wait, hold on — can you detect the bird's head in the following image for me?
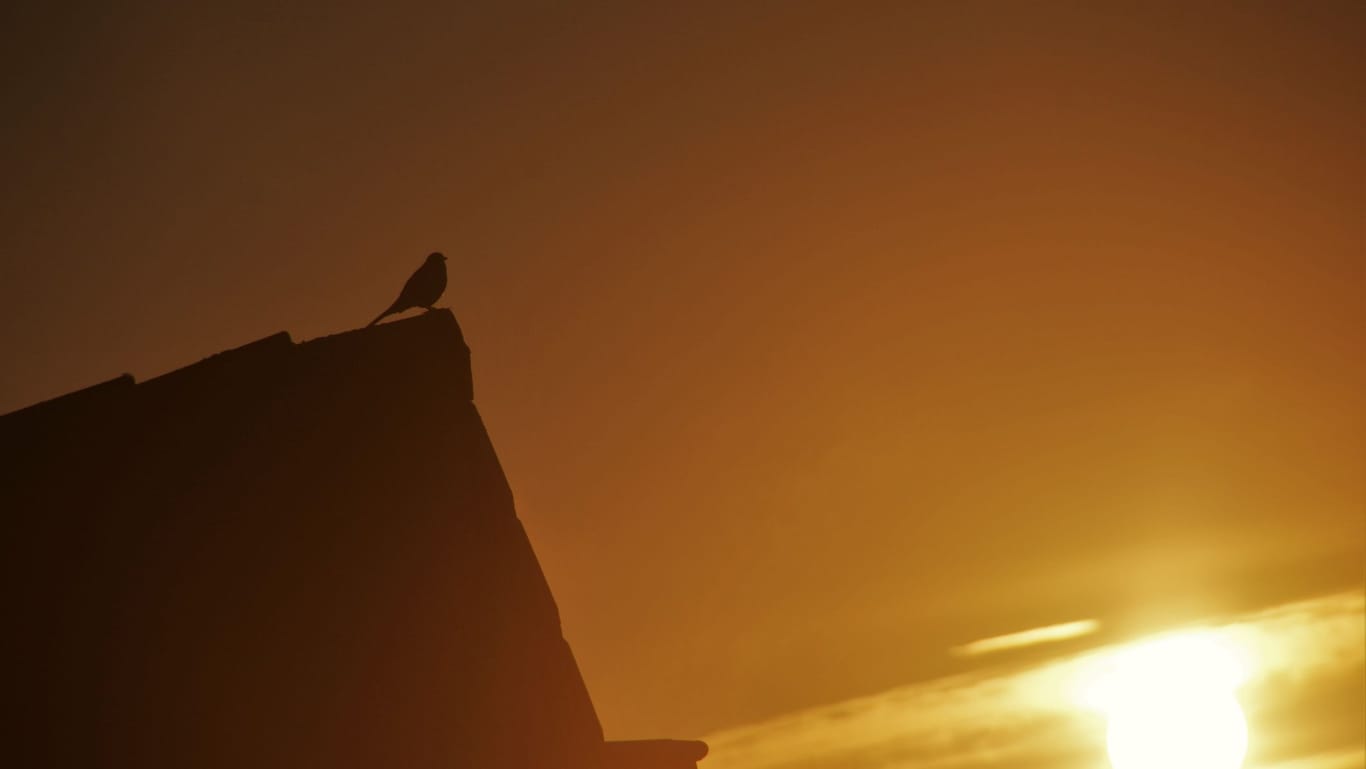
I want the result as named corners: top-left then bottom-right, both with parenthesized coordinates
top-left (428, 252), bottom-right (446, 263)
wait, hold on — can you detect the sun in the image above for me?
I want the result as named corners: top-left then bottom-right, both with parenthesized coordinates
top-left (1081, 632), bottom-right (1250, 769)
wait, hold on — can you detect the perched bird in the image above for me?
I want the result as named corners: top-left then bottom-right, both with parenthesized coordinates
top-left (367, 252), bottom-right (447, 327)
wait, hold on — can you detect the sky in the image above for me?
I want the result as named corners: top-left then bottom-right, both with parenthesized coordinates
top-left (1, 0), bottom-right (1362, 757)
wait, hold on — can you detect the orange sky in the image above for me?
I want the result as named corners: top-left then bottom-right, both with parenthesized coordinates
top-left (1, 0), bottom-right (1362, 742)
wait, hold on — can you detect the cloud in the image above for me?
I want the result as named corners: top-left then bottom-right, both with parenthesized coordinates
top-left (951, 619), bottom-right (1101, 658)
top-left (1260, 748), bottom-right (1366, 769)
top-left (703, 591), bottom-right (1364, 769)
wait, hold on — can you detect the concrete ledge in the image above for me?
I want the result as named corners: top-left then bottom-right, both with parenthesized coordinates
top-left (604, 740), bottom-right (710, 768)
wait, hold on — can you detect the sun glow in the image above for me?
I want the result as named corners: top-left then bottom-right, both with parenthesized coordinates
top-left (1080, 632), bottom-right (1251, 769)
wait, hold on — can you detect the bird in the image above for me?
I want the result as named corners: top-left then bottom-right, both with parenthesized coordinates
top-left (367, 252), bottom-right (447, 327)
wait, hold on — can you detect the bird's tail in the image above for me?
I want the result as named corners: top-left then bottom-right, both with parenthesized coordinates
top-left (366, 308), bottom-right (392, 328)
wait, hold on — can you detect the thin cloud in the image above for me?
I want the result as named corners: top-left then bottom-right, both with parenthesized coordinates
top-left (951, 619), bottom-right (1101, 658)
top-left (703, 591), bottom-right (1364, 769)
top-left (1261, 749), bottom-right (1366, 769)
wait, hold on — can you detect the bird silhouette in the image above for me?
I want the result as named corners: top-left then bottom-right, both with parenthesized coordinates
top-left (367, 252), bottom-right (447, 327)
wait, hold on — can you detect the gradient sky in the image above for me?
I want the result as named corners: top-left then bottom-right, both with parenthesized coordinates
top-left (2, 0), bottom-right (1362, 747)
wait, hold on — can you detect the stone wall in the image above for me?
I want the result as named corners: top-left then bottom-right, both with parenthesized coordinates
top-left (1, 311), bottom-right (658, 767)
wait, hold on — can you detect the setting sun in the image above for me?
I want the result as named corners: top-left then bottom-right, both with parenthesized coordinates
top-left (1083, 633), bottom-right (1250, 769)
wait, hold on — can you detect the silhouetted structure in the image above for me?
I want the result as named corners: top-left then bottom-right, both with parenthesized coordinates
top-left (0, 310), bottom-right (706, 768)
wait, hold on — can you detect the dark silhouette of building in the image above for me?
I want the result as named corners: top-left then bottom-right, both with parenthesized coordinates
top-left (0, 310), bottom-right (707, 768)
